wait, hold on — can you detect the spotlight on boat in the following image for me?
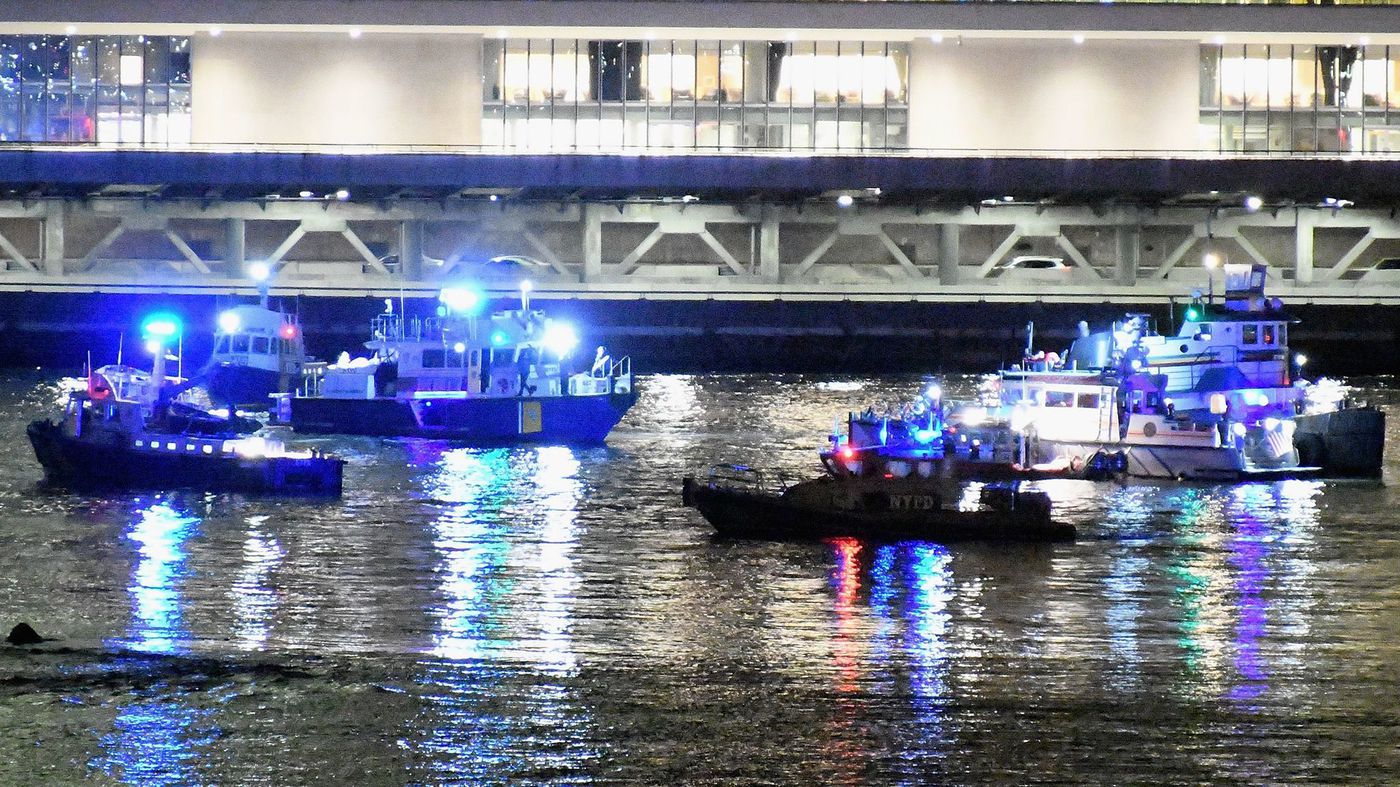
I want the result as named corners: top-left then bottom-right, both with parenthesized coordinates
top-left (1243, 195), bottom-right (1263, 213)
top-left (438, 285), bottom-right (485, 315)
top-left (836, 194), bottom-right (854, 208)
top-left (1296, 353), bottom-right (1308, 368)
top-left (453, 342), bottom-right (466, 354)
top-left (542, 320), bottom-right (579, 358)
top-left (925, 383), bottom-right (942, 401)
top-left (248, 261), bottom-right (271, 282)
top-left (217, 310), bottom-right (241, 334)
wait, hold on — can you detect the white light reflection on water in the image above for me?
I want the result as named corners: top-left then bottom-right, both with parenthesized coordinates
top-left (407, 445), bottom-right (595, 783)
top-left (95, 500), bottom-right (211, 786)
top-left (231, 515), bottom-right (284, 651)
top-left (122, 501), bottom-right (199, 655)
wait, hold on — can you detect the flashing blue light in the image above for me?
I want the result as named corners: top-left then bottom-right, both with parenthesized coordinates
top-left (141, 312), bottom-right (182, 341)
top-left (439, 285), bottom-right (485, 315)
top-left (914, 428), bottom-right (937, 444)
top-left (490, 330), bottom-right (508, 346)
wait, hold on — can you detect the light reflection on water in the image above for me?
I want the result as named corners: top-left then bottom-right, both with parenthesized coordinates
top-left (0, 373), bottom-right (1397, 783)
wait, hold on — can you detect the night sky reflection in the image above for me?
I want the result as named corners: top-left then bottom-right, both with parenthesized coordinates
top-left (96, 499), bottom-right (213, 786)
top-left (406, 444), bottom-right (597, 784)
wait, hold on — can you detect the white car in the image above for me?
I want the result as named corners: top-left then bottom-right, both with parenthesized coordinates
top-left (999, 255), bottom-right (1072, 280)
top-left (1002, 255), bottom-right (1069, 271)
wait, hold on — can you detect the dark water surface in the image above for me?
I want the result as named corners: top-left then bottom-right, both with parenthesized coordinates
top-left (2, 372), bottom-right (1399, 784)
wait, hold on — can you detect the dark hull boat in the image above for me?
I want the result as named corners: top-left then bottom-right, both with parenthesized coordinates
top-left (28, 420), bottom-right (343, 496)
top-left (682, 466), bottom-right (1075, 543)
top-left (205, 363), bottom-right (288, 410)
top-left (287, 388), bottom-right (638, 444)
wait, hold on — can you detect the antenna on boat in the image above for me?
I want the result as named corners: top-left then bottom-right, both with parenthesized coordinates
top-left (1025, 321), bottom-right (1034, 357)
top-left (116, 333), bottom-right (124, 366)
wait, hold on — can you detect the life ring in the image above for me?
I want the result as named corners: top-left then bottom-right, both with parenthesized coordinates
top-left (1069, 454), bottom-right (1085, 473)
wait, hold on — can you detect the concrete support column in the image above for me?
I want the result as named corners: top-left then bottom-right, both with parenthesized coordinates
top-left (400, 219), bottom-right (425, 281)
top-left (41, 201), bottom-right (64, 276)
top-left (1294, 211), bottom-right (1315, 285)
top-left (225, 218), bottom-right (246, 274)
top-left (759, 215), bottom-right (780, 282)
top-left (937, 223), bottom-right (960, 285)
top-left (583, 205), bottom-right (603, 282)
top-left (1115, 224), bottom-right (1141, 286)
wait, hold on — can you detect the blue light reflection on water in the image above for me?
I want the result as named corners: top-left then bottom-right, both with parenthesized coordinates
top-left (406, 444), bottom-right (597, 783)
top-left (831, 538), bottom-right (954, 775)
top-left (95, 499), bottom-right (212, 787)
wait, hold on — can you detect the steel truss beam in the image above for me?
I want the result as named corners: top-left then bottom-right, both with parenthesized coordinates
top-left (3, 198), bottom-right (1400, 303)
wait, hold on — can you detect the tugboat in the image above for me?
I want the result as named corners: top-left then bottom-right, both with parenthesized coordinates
top-left (682, 464), bottom-right (1074, 542)
top-left (28, 313), bottom-right (344, 496)
top-left (276, 282), bottom-right (637, 444)
top-left (828, 263), bottom-right (1383, 481)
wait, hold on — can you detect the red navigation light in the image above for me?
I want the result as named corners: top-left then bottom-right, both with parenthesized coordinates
top-left (840, 447), bottom-right (855, 460)
top-left (281, 324), bottom-right (298, 339)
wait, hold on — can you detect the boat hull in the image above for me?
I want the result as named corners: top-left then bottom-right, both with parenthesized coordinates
top-left (682, 478), bottom-right (1075, 543)
top-left (1294, 407), bottom-right (1385, 478)
top-left (205, 363), bottom-right (286, 408)
top-left (27, 420), bottom-right (343, 496)
top-left (286, 390), bottom-right (637, 444)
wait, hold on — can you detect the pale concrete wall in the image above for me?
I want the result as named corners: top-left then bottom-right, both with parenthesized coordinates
top-left (908, 38), bottom-right (1200, 153)
top-left (192, 33), bottom-right (482, 146)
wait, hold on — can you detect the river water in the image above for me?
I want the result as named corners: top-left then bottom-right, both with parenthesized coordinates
top-left (1, 371), bottom-right (1399, 784)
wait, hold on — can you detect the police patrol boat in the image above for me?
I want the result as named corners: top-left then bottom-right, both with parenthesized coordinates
top-left (204, 303), bottom-right (308, 408)
top-left (28, 313), bottom-right (343, 495)
top-left (275, 283), bottom-right (637, 444)
top-left (202, 264), bottom-right (309, 408)
top-left (682, 464), bottom-right (1074, 543)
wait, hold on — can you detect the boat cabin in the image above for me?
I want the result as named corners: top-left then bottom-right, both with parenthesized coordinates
top-left (210, 304), bottom-right (306, 376)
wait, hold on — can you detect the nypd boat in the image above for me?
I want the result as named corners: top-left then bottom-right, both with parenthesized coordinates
top-left (275, 284), bottom-right (637, 444)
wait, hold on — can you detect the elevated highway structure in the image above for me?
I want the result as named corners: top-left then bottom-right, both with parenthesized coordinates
top-left (2, 147), bottom-right (1399, 305)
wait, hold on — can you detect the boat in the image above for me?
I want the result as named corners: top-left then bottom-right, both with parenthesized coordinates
top-left (203, 302), bottom-right (309, 408)
top-left (827, 263), bottom-right (1383, 481)
top-left (274, 285), bottom-right (637, 444)
top-left (682, 464), bottom-right (1075, 542)
top-left (28, 321), bottom-right (343, 496)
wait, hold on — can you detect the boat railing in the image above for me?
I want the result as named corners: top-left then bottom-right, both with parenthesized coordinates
top-left (371, 314), bottom-right (444, 343)
top-left (704, 463), bottom-right (795, 495)
top-left (611, 356), bottom-right (632, 394)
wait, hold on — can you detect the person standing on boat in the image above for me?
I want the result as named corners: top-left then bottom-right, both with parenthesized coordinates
top-left (591, 346), bottom-right (611, 378)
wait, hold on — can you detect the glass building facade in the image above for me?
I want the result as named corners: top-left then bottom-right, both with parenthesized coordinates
top-left (482, 38), bottom-right (909, 151)
top-left (0, 35), bottom-right (191, 145)
top-left (1201, 44), bottom-right (1400, 154)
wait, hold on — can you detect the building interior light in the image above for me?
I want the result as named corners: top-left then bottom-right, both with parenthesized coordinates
top-left (119, 55), bottom-right (143, 86)
top-left (209, 27), bottom-right (222, 37)
top-left (299, 190), bottom-right (313, 198)
top-left (348, 28), bottom-right (362, 39)
top-left (836, 194), bottom-right (854, 208)
top-left (1072, 34), bottom-right (1085, 45)
top-left (64, 25), bottom-right (77, 35)
top-left (1243, 195), bottom-right (1263, 212)
top-left (930, 34), bottom-right (944, 44)
top-left (335, 189), bottom-right (351, 201)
